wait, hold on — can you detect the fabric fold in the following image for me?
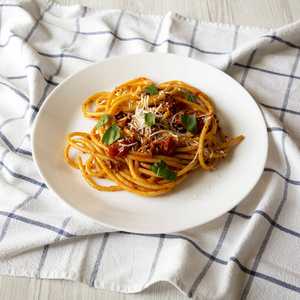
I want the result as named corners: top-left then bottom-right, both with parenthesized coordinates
top-left (0, 0), bottom-right (300, 299)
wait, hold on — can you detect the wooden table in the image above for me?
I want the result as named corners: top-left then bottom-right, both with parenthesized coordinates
top-left (1, 1), bottom-right (299, 299)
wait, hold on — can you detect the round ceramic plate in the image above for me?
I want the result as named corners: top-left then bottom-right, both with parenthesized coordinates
top-left (32, 53), bottom-right (268, 233)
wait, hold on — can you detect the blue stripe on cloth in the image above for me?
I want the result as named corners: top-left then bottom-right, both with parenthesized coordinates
top-left (241, 49), bottom-right (298, 296)
top-left (230, 257), bottom-right (300, 293)
top-left (0, 159), bottom-right (47, 187)
top-left (35, 216), bottom-right (72, 278)
top-left (0, 210), bottom-right (76, 238)
top-left (261, 103), bottom-right (300, 116)
top-left (37, 52), bottom-right (95, 63)
top-left (121, 231), bottom-right (300, 294)
top-left (0, 149), bottom-right (9, 171)
top-left (264, 168), bottom-right (300, 185)
top-left (89, 232), bottom-right (109, 287)
top-left (149, 16), bottom-right (165, 52)
top-left (121, 231), bottom-right (227, 265)
top-left (0, 80), bottom-right (39, 112)
top-left (229, 210), bottom-right (300, 238)
top-left (8, 144), bottom-right (31, 156)
top-left (55, 7), bottom-right (87, 76)
top-left (0, 132), bottom-right (20, 152)
top-left (0, 106), bottom-right (33, 156)
top-left (6, 75), bottom-right (27, 80)
top-left (29, 6), bottom-right (88, 127)
top-left (105, 10), bottom-right (125, 59)
top-left (24, 64), bottom-right (60, 85)
top-left (164, 234), bottom-right (225, 265)
top-left (0, 4), bottom-right (21, 8)
top-left (227, 25), bottom-right (240, 68)
top-left (240, 49), bottom-right (257, 86)
top-left (77, 26), bottom-right (300, 54)
top-left (0, 107), bottom-right (30, 130)
top-left (142, 234), bottom-right (165, 289)
top-left (7, 65), bottom-right (60, 86)
top-left (79, 30), bottom-right (229, 56)
top-left (0, 80), bottom-right (30, 103)
top-left (28, 104), bottom-right (39, 112)
top-left (265, 35), bottom-right (300, 50)
top-left (36, 244), bottom-right (50, 277)
top-left (280, 49), bottom-right (300, 122)
top-left (44, 78), bottom-right (59, 86)
top-left (23, 2), bottom-right (54, 43)
top-left (267, 127), bottom-right (289, 134)
top-left (0, 3), bottom-right (23, 9)
top-left (234, 63), bottom-right (300, 80)
top-left (188, 20), bottom-right (199, 57)
top-left (0, 113), bottom-right (33, 156)
top-left (188, 207), bottom-right (236, 297)
top-left (0, 34), bottom-right (18, 47)
top-left (0, 186), bottom-right (44, 244)
top-left (25, 64), bottom-right (44, 74)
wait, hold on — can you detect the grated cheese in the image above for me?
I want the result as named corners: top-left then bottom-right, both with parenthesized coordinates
top-left (149, 129), bottom-right (179, 139)
top-left (118, 142), bottom-right (138, 147)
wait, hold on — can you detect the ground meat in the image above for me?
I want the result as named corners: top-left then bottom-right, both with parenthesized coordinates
top-left (164, 94), bottom-right (176, 114)
top-left (185, 111), bottom-right (204, 133)
top-left (138, 135), bottom-right (153, 153)
top-left (172, 114), bottom-right (187, 133)
top-left (149, 136), bottom-right (175, 155)
top-left (172, 111), bottom-right (204, 134)
top-left (107, 136), bottom-right (136, 157)
top-left (115, 111), bottom-right (130, 128)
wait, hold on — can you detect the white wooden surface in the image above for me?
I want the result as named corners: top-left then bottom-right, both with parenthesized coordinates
top-left (1, 1), bottom-right (299, 299)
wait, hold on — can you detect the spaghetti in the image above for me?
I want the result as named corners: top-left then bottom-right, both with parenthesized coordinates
top-left (64, 77), bottom-right (244, 196)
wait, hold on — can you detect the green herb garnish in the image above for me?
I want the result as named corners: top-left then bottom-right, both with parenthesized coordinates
top-left (94, 114), bottom-right (109, 129)
top-left (145, 112), bottom-right (156, 127)
top-left (101, 123), bottom-right (121, 145)
top-left (144, 84), bottom-right (159, 95)
top-left (180, 88), bottom-right (196, 103)
top-left (181, 114), bottom-right (197, 134)
top-left (150, 159), bottom-right (177, 181)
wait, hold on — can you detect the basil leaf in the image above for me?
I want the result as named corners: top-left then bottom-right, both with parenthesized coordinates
top-left (150, 159), bottom-right (177, 181)
top-left (145, 112), bottom-right (155, 127)
top-left (144, 84), bottom-right (159, 95)
top-left (94, 114), bottom-right (109, 129)
top-left (101, 123), bottom-right (121, 145)
top-left (180, 88), bottom-right (196, 103)
top-left (181, 114), bottom-right (197, 134)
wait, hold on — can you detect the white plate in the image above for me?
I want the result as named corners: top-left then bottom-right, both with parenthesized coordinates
top-left (32, 53), bottom-right (268, 233)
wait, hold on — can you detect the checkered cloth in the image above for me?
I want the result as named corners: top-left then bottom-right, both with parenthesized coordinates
top-left (1, 0), bottom-right (300, 299)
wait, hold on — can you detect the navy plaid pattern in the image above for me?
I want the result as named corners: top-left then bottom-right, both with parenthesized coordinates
top-left (0, 0), bottom-right (300, 299)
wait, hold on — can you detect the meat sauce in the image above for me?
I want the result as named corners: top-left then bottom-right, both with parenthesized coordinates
top-left (107, 93), bottom-right (203, 158)
top-left (107, 135), bottom-right (176, 157)
top-left (149, 136), bottom-right (175, 156)
top-left (107, 136), bottom-right (136, 157)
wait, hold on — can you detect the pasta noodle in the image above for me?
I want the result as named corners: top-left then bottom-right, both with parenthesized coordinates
top-left (64, 77), bottom-right (244, 196)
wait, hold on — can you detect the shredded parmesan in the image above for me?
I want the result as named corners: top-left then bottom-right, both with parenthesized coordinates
top-left (128, 93), bottom-right (169, 140)
top-left (204, 147), bottom-right (214, 159)
top-left (149, 129), bottom-right (178, 138)
top-left (118, 142), bottom-right (138, 147)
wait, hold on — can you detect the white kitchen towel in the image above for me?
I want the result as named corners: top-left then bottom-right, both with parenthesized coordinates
top-left (1, 0), bottom-right (300, 299)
